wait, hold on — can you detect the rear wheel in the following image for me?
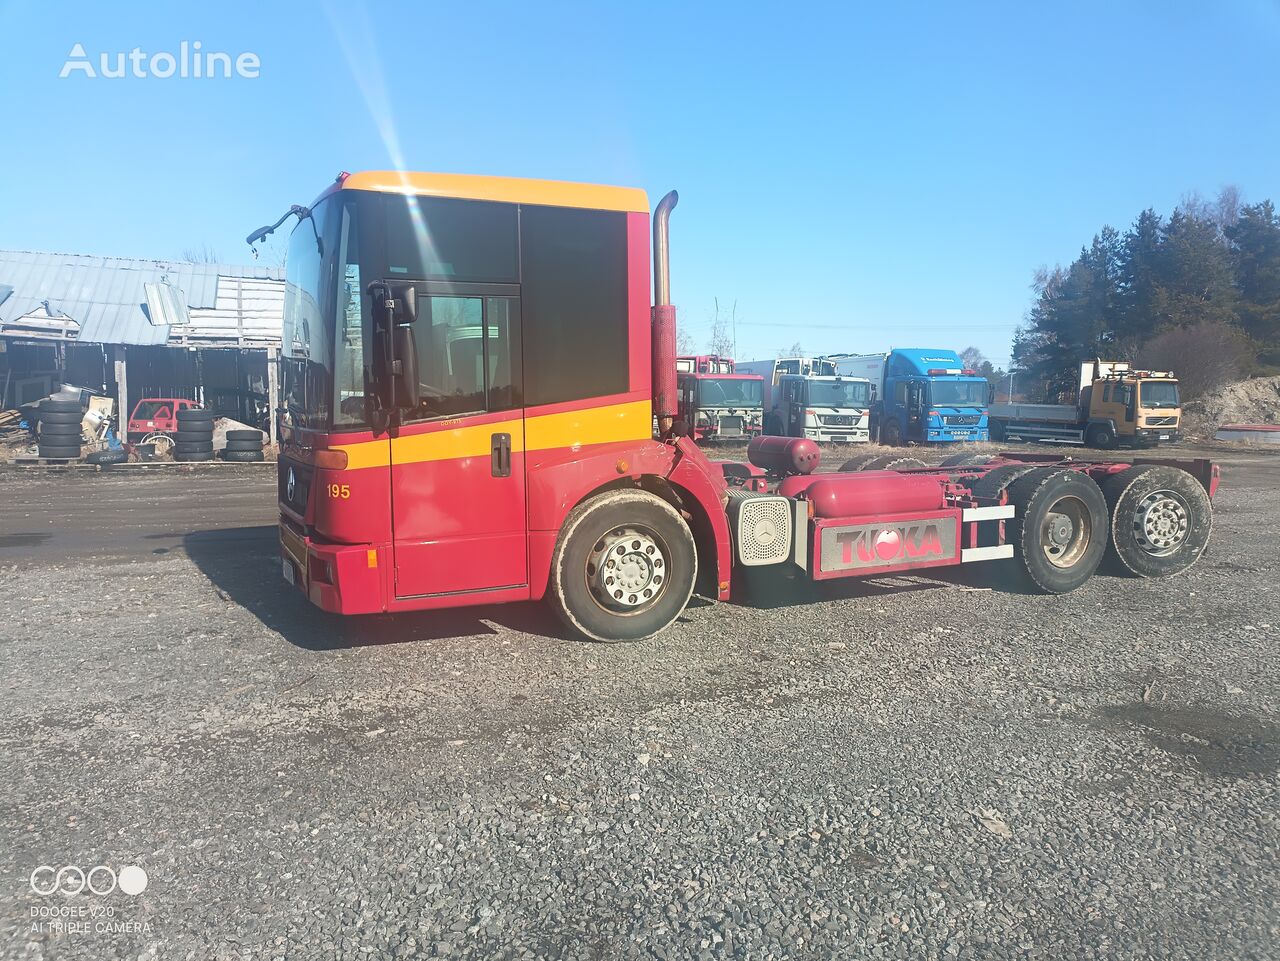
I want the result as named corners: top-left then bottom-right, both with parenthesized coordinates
top-left (1005, 467), bottom-right (1107, 593)
top-left (549, 489), bottom-right (696, 642)
top-left (1101, 466), bottom-right (1212, 577)
top-left (941, 452), bottom-right (992, 467)
top-left (861, 455), bottom-right (926, 472)
top-left (838, 453), bottom-right (884, 472)
top-left (970, 464), bottom-right (1040, 547)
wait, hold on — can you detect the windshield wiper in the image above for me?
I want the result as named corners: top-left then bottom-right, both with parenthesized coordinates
top-left (246, 205), bottom-right (323, 258)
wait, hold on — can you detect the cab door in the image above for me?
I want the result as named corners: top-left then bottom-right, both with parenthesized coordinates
top-left (390, 284), bottom-right (527, 598)
top-left (785, 379), bottom-right (806, 436)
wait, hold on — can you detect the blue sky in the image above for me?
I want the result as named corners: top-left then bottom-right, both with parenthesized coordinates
top-left (1, 1), bottom-right (1278, 366)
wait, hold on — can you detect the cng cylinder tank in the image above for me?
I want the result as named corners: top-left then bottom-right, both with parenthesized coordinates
top-left (779, 471), bottom-right (946, 517)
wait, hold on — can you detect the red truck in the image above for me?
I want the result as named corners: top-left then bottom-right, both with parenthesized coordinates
top-left (257, 171), bottom-right (1218, 641)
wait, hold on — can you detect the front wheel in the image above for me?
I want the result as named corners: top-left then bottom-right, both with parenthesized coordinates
top-left (1085, 423), bottom-right (1116, 449)
top-left (881, 419), bottom-right (903, 446)
top-left (548, 489), bottom-right (697, 642)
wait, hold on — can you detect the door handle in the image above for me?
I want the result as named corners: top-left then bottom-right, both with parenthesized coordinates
top-left (491, 432), bottom-right (512, 478)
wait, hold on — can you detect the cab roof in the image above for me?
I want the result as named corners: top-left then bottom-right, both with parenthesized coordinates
top-left (338, 171), bottom-right (649, 213)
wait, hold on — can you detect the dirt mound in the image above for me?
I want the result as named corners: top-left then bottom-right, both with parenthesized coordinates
top-left (1182, 375), bottom-right (1280, 438)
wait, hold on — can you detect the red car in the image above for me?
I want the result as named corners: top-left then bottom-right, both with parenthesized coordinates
top-left (127, 398), bottom-right (202, 441)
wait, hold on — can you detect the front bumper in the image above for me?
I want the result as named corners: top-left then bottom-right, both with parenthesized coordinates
top-left (1133, 428), bottom-right (1180, 446)
top-left (805, 428), bottom-right (870, 443)
top-left (927, 428), bottom-right (989, 442)
top-left (279, 520), bottom-right (385, 614)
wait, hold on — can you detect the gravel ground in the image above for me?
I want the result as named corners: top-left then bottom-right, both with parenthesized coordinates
top-left (1, 448), bottom-right (1277, 960)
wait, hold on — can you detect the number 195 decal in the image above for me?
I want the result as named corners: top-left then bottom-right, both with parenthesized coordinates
top-left (327, 483), bottom-right (351, 499)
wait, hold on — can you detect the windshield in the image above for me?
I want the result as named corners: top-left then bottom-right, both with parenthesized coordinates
top-left (808, 379), bottom-right (870, 407)
top-left (1140, 381), bottom-right (1180, 409)
top-left (281, 198), bottom-right (337, 431)
top-left (929, 379), bottom-right (987, 407)
top-left (281, 196), bottom-right (367, 431)
top-left (697, 377), bottom-right (762, 407)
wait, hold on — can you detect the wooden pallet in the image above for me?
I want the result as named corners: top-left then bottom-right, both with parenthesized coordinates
top-left (13, 455), bottom-right (84, 465)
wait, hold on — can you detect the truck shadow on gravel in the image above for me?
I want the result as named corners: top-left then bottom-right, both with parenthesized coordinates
top-left (183, 526), bottom-right (577, 650)
top-left (734, 559), bottom-right (1051, 609)
top-left (1095, 703), bottom-right (1279, 778)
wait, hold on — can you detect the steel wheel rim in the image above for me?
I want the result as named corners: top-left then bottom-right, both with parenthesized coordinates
top-left (1132, 489), bottom-right (1190, 556)
top-left (1040, 494), bottom-right (1092, 568)
top-left (586, 525), bottom-right (669, 614)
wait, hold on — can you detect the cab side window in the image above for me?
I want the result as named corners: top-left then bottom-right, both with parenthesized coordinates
top-left (521, 206), bottom-right (628, 407)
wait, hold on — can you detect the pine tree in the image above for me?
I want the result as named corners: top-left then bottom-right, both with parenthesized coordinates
top-left (1227, 200), bottom-right (1280, 366)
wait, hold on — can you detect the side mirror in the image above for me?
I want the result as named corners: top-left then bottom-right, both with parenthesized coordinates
top-left (368, 281), bottom-right (421, 412)
top-left (987, 384), bottom-right (996, 405)
top-left (390, 283), bottom-right (417, 325)
top-left (393, 325), bottom-right (420, 409)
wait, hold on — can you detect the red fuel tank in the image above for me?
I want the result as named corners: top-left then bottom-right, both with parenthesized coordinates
top-left (783, 471), bottom-right (947, 518)
top-left (747, 436), bottom-right (820, 475)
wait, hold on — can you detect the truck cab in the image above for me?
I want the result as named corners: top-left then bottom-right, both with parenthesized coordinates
top-left (990, 360), bottom-right (1181, 449)
top-left (676, 370), bottom-right (764, 440)
top-left (1082, 365), bottom-right (1181, 447)
top-left (773, 374), bottom-right (872, 443)
top-left (736, 359), bottom-right (871, 444)
top-left (832, 349), bottom-right (989, 445)
top-left (676, 354), bottom-right (735, 374)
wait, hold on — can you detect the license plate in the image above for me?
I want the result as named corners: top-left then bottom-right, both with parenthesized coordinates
top-left (1159, 434), bottom-right (1170, 440)
top-left (282, 558), bottom-right (295, 585)
top-left (832, 435), bottom-right (848, 442)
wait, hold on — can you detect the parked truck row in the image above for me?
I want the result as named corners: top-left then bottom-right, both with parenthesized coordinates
top-left (679, 349), bottom-right (1182, 451)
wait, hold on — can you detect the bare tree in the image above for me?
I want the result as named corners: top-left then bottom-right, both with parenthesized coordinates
top-left (780, 341), bottom-right (805, 358)
top-left (1137, 320), bottom-right (1252, 399)
top-left (676, 325), bottom-right (696, 356)
top-left (707, 297), bottom-right (736, 358)
top-left (1178, 186), bottom-right (1243, 243)
top-left (180, 244), bottom-right (223, 264)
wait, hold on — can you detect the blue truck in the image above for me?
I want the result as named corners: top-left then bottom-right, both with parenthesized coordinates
top-left (829, 349), bottom-right (990, 445)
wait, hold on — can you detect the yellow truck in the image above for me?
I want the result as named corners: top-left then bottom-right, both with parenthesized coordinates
top-left (989, 360), bottom-right (1181, 449)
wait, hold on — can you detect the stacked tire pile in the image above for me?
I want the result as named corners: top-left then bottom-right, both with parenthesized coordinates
top-left (36, 395), bottom-right (86, 460)
top-left (220, 429), bottom-right (265, 462)
top-left (174, 407), bottom-right (216, 462)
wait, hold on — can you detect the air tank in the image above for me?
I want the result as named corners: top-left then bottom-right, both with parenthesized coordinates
top-left (747, 436), bottom-right (820, 475)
